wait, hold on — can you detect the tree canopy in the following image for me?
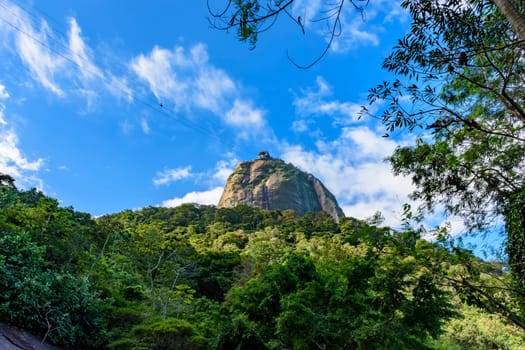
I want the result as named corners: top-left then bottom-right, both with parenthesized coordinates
top-left (2, 1), bottom-right (525, 348)
top-left (208, 0), bottom-right (525, 336)
top-left (1, 177), bottom-right (524, 348)
top-left (211, 0), bottom-right (525, 310)
top-left (361, 0), bottom-right (525, 290)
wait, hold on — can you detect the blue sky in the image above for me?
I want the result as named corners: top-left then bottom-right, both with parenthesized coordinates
top-left (0, 0), bottom-right (480, 239)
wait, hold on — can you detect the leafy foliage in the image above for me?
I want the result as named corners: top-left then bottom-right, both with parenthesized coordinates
top-left (0, 176), bottom-right (523, 348)
top-left (432, 304), bottom-right (525, 350)
top-left (0, 229), bottom-right (105, 348)
top-left (363, 0), bottom-right (525, 305)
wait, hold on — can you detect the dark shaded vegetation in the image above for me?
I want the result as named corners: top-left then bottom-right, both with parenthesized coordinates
top-left (0, 176), bottom-right (524, 349)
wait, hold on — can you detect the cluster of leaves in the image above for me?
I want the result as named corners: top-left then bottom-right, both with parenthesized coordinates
top-left (0, 175), bottom-right (106, 348)
top-left (204, 0), bottom-right (525, 346)
top-left (433, 304), bottom-right (525, 349)
top-left (1, 175), bottom-right (524, 348)
top-left (361, 0), bottom-right (525, 300)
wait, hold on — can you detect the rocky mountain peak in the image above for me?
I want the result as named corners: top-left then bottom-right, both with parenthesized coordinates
top-left (217, 152), bottom-right (345, 222)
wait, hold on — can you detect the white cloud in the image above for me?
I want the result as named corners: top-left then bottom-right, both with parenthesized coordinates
top-left (106, 75), bottom-right (134, 102)
top-left (159, 155), bottom-right (238, 207)
top-left (130, 44), bottom-right (236, 114)
top-left (0, 83), bottom-right (8, 125)
top-left (213, 155), bottom-right (238, 183)
top-left (420, 210), bottom-right (469, 239)
top-left (330, 16), bottom-right (380, 53)
top-left (0, 2), bottom-right (106, 100)
top-left (161, 186), bottom-right (223, 207)
top-left (279, 126), bottom-right (414, 228)
top-left (130, 46), bottom-right (185, 104)
top-left (383, 0), bottom-right (409, 23)
top-left (68, 18), bottom-right (102, 81)
top-left (332, 1), bottom-right (407, 52)
top-left (140, 118), bottom-right (150, 134)
top-left (153, 166), bottom-right (193, 186)
top-left (292, 76), bottom-right (363, 128)
top-left (288, 0), bottom-right (406, 53)
top-left (0, 84), bottom-right (42, 185)
top-left (339, 126), bottom-right (398, 160)
top-left (0, 127), bottom-right (44, 188)
top-left (293, 76), bottom-right (361, 121)
top-left (292, 0), bottom-right (324, 27)
top-left (130, 44), bottom-right (270, 140)
top-left (291, 119), bottom-right (311, 133)
top-left (0, 107), bottom-right (5, 126)
top-left (76, 88), bottom-right (98, 113)
top-left (0, 84), bottom-right (9, 100)
top-left (119, 120), bottom-right (133, 134)
top-left (2, 1), bottom-right (268, 140)
top-left (15, 19), bottom-right (65, 95)
top-left (193, 66), bottom-right (235, 113)
top-left (0, 131), bottom-right (42, 171)
top-left (225, 99), bottom-right (265, 129)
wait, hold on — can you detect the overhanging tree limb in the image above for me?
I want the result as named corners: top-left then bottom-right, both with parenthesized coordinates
top-left (207, 0), bottom-right (369, 66)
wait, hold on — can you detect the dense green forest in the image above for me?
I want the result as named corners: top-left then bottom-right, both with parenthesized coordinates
top-left (1, 174), bottom-right (524, 349)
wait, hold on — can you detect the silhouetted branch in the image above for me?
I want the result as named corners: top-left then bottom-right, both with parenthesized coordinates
top-left (207, 0), bottom-right (370, 67)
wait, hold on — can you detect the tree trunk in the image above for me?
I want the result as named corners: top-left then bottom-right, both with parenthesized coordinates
top-left (492, 0), bottom-right (525, 40)
top-left (504, 188), bottom-right (525, 312)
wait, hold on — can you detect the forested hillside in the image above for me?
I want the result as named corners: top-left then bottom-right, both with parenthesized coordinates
top-left (1, 174), bottom-right (523, 349)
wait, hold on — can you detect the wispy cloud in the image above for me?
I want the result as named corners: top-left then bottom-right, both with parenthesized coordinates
top-left (1, 1), bottom-right (270, 142)
top-left (288, 0), bottom-right (406, 53)
top-left (0, 129), bottom-right (44, 173)
top-left (15, 18), bottom-right (65, 95)
top-left (291, 76), bottom-right (375, 139)
top-left (129, 43), bottom-right (270, 139)
top-left (293, 76), bottom-right (362, 124)
top-left (161, 187), bottom-right (224, 207)
top-left (292, 0), bottom-right (324, 26)
top-left (0, 89), bottom-right (44, 188)
top-left (0, 109), bottom-right (44, 189)
top-left (291, 119), bottom-right (315, 134)
top-left (383, 0), bottom-right (409, 23)
top-left (329, 16), bottom-right (380, 53)
top-left (0, 1), bottom-right (106, 100)
top-left (140, 118), bottom-right (150, 135)
top-left (130, 44), bottom-right (235, 113)
top-left (225, 99), bottom-right (265, 129)
top-left (0, 83), bottom-right (8, 125)
top-left (106, 75), bottom-right (134, 102)
top-left (280, 127), bottom-right (414, 228)
top-left (67, 17), bottom-right (102, 81)
top-left (0, 84), bottom-right (9, 100)
top-left (153, 166), bottom-right (193, 186)
top-left (159, 155), bottom-right (239, 207)
top-left (286, 73), bottom-right (416, 227)
top-left (130, 46), bottom-right (187, 105)
top-left (213, 154), bottom-right (239, 183)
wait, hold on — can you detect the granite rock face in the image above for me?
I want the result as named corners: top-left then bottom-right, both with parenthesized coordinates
top-left (217, 153), bottom-right (345, 222)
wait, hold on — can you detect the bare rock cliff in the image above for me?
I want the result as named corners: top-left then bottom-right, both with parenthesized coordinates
top-left (217, 152), bottom-right (345, 222)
